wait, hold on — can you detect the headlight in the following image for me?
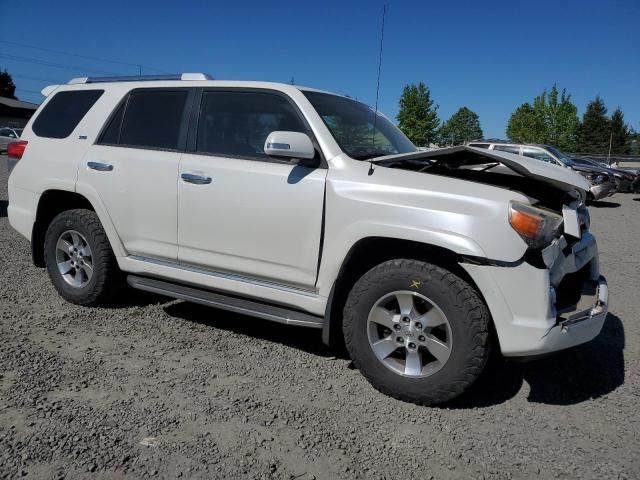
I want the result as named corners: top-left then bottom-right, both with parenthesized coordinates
top-left (508, 201), bottom-right (564, 249)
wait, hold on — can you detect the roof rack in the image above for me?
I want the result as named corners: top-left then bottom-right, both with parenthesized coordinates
top-left (68, 73), bottom-right (213, 84)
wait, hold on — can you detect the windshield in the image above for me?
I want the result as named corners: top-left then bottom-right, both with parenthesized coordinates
top-left (545, 145), bottom-right (575, 166)
top-left (302, 91), bottom-right (417, 160)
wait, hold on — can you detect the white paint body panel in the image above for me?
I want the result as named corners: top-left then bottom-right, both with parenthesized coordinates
top-left (178, 153), bottom-right (327, 287)
top-left (6, 78), bottom-right (607, 356)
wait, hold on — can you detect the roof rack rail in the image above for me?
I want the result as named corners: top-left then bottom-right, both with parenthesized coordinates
top-left (68, 73), bottom-right (213, 85)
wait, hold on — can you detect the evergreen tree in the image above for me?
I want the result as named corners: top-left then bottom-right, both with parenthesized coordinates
top-left (506, 85), bottom-right (579, 150)
top-left (506, 103), bottom-right (546, 144)
top-left (0, 69), bottom-right (17, 99)
top-left (436, 107), bottom-right (483, 146)
top-left (396, 82), bottom-right (439, 146)
top-left (578, 96), bottom-right (610, 153)
top-left (610, 108), bottom-right (629, 154)
top-left (546, 85), bottom-right (580, 151)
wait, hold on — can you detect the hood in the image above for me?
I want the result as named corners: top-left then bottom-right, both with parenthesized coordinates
top-left (570, 163), bottom-right (611, 175)
top-left (373, 146), bottom-right (591, 193)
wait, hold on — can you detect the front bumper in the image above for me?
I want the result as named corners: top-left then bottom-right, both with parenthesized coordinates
top-left (590, 180), bottom-right (616, 200)
top-left (461, 231), bottom-right (608, 357)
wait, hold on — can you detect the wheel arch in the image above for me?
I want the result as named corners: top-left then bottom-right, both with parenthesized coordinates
top-left (322, 236), bottom-right (490, 350)
top-left (31, 189), bottom-right (125, 267)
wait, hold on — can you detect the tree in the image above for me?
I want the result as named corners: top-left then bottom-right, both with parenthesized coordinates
top-left (396, 82), bottom-right (439, 146)
top-left (506, 85), bottom-right (579, 151)
top-left (545, 85), bottom-right (580, 151)
top-left (0, 69), bottom-right (17, 99)
top-left (610, 108), bottom-right (630, 154)
top-left (578, 96), bottom-right (610, 153)
top-left (506, 102), bottom-right (546, 144)
top-left (436, 107), bottom-right (483, 146)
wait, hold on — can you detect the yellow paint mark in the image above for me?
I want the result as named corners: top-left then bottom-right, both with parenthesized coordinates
top-left (410, 280), bottom-right (421, 289)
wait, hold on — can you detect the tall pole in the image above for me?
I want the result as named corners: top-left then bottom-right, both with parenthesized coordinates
top-left (607, 132), bottom-right (613, 165)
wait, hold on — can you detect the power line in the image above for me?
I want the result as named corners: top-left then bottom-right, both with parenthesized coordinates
top-left (0, 39), bottom-right (166, 73)
top-left (12, 73), bottom-right (62, 84)
top-left (0, 52), bottom-right (119, 75)
top-left (15, 88), bottom-right (43, 95)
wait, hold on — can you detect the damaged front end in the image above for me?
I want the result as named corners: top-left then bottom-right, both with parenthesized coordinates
top-left (371, 146), bottom-right (608, 357)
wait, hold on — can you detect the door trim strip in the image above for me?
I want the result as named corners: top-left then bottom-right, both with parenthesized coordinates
top-left (128, 255), bottom-right (319, 297)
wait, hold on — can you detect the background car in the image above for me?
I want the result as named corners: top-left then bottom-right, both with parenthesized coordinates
top-left (0, 127), bottom-right (23, 152)
top-left (467, 141), bottom-right (617, 201)
top-left (571, 157), bottom-right (638, 193)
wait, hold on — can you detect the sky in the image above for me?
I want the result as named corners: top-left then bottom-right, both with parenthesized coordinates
top-left (1, 0), bottom-right (638, 139)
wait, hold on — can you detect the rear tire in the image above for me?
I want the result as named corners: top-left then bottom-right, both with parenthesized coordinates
top-left (343, 259), bottom-right (491, 405)
top-left (44, 209), bottom-right (123, 306)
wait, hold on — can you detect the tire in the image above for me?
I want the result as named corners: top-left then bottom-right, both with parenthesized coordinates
top-left (44, 209), bottom-right (123, 306)
top-left (343, 259), bottom-right (491, 405)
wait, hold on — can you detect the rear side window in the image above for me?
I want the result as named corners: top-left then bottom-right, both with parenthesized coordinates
top-left (118, 90), bottom-right (188, 150)
top-left (493, 145), bottom-right (520, 155)
top-left (33, 90), bottom-right (104, 139)
top-left (468, 143), bottom-right (489, 149)
top-left (196, 91), bottom-right (306, 159)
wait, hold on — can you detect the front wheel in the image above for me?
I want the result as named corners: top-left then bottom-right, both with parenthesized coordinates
top-left (343, 259), bottom-right (491, 405)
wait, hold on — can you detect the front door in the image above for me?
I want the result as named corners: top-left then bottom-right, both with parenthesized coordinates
top-left (177, 89), bottom-right (327, 287)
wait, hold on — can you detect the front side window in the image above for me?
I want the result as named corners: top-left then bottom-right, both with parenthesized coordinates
top-left (118, 90), bottom-right (188, 150)
top-left (196, 91), bottom-right (307, 159)
top-left (33, 90), bottom-right (104, 139)
top-left (303, 91), bottom-right (416, 160)
top-left (522, 147), bottom-right (554, 163)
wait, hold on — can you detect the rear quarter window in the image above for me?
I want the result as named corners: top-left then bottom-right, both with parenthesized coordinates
top-left (32, 90), bottom-right (104, 139)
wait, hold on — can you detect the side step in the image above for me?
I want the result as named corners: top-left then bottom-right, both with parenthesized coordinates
top-left (127, 275), bottom-right (324, 329)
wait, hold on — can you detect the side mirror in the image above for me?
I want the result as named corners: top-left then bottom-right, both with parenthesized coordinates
top-left (264, 131), bottom-right (315, 161)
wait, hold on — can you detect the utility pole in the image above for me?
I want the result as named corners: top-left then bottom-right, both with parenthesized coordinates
top-left (607, 132), bottom-right (613, 165)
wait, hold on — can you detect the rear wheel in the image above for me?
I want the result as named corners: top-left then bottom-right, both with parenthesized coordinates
top-left (343, 259), bottom-right (491, 405)
top-left (44, 209), bottom-right (123, 306)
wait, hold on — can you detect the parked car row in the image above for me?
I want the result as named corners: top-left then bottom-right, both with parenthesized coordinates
top-left (466, 141), bottom-right (640, 198)
top-left (571, 157), bottom-right (639, 193)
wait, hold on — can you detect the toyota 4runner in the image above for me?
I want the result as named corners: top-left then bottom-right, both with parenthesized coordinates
top-left (7, 74), bottom-right (609, 405)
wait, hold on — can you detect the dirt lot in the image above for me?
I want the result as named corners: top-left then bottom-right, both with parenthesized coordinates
top-left (1, 156), bottom-right (639, 479)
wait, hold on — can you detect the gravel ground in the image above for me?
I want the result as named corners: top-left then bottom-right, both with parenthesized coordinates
top-left (1, 156), bottom-right (639, 479)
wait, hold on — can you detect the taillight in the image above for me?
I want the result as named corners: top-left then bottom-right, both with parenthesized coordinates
top-left (7, 140), bottom-right (28, 160)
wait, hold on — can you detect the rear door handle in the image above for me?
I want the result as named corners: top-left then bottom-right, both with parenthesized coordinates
top-left (181, 172), bottom-right (212, 185)
top-left (87, 161), bottom-right (113, 172)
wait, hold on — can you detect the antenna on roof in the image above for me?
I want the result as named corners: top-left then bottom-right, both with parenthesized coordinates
top-left (371, 4), bottom-right (387, 151)
top-left (290, 76), bottom-right (295, 85)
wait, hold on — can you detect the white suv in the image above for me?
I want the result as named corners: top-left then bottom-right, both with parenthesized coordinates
top-left (7, 74), bottom-right (609, 405)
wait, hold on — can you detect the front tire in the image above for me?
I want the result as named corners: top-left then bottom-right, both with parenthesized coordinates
top-left (343, 259), bottom-right (491, 405)
top-left (44, 209), bottom-right (122, 306)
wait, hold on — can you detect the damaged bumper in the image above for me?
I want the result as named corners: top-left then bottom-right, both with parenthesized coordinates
top-left (590, 180), bottom-right (616, 200)
top-left (461, 231), bottom-right (608, 357)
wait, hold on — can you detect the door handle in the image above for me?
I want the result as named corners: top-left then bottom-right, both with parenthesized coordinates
top-left (87, 161), bottom-right (114, 172)
top-left (181, 172), bottom-right (212, 185)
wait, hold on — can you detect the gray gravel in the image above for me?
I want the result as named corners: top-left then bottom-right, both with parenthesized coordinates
top-left (1, 156), bottom-right (639, 479)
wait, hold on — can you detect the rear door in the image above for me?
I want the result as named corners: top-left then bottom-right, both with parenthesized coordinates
top-left (177, 89), bottom-right (327, 288)
top-left (79, 88), bottom-right (191, 260)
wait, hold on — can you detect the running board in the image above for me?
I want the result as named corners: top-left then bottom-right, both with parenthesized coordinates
top-left (127, 275), bottom-right (324, 329)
